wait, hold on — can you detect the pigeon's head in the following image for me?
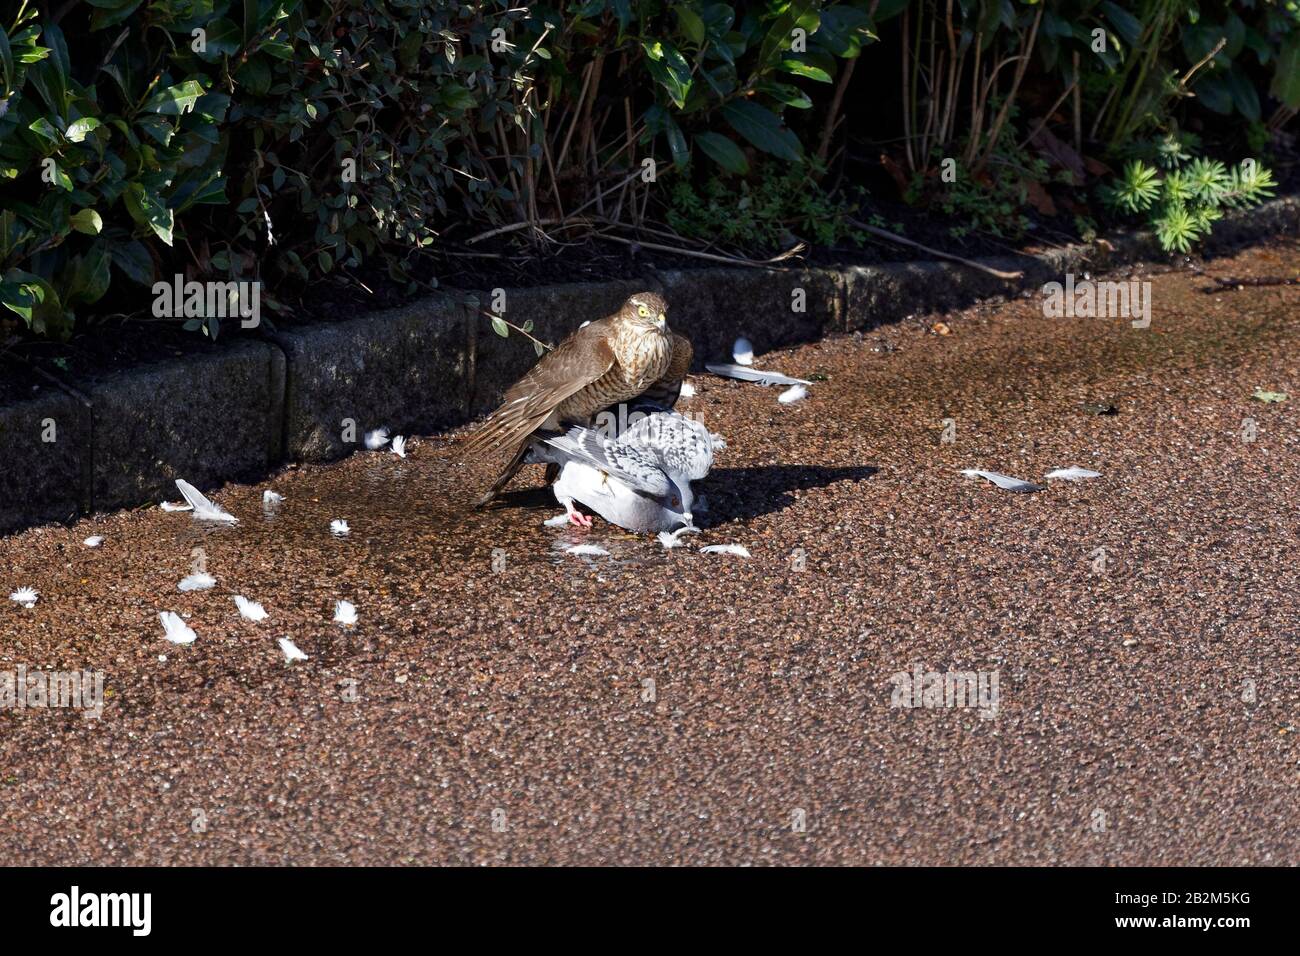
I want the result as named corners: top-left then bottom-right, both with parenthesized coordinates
top-left (665, 478), bottom-right (695, 528)
top-left (623, 292), bottom-right (669, 334)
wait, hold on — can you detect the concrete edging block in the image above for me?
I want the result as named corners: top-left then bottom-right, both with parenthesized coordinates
top-left (273, 295), bottom-right (472, 462)
top-left (89, 340), bottom-right (285, 511)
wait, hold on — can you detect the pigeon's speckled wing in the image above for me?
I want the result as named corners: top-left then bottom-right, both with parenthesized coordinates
top-left (622, 412), bottom-right (714, 480)
top-left (544, 427), bottom-right (671, 496)
top-left (464, 319), bottom-right (618, 457)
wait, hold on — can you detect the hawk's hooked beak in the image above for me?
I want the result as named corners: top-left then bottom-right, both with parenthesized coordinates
top-left (656, 313), bottom-right (667, 331)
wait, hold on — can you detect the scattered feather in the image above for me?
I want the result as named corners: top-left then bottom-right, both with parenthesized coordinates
top-left (733, 337), bottom-right (754, 365)
top-left (234, 595), bottom-right (268, 622)
top-left (565, 544), bottom-right (609, 557)
top-left (543, 513), bottom-right (571, 527)
top-left (175, 479), bottom-right (238, 523)
top-left (391, 435), bottom-right (408, 458)
top-left (706, 363), bottom-right (812, 387)
top-left (278, 637), bottom-right (309, 662)
top-left (365, 427), bottom-right (390, 449)
top-left (679, 381), bottom-right (696, 398)
top-left (1044, 467), bottom-right (1102, 481)
top-left (178, 572), bottom-right (216, 592)
top-left (263, 490), bottom-right (284, 507)
top-left (961, 469), bottom-right (1045, 493)
top-left (334, 600), bottom-right (358, 626)
top-left (159, 501), bottom-right (193, 512)
top-left (709, 433), bottom-right (727, 450)
top-left (778, 384), bottom-right (808, 404)
top-left (657, 526), bottom-right (700, 549)
top-left (8, 587), bottom-right (38, 608)
top-left (1252, 389), bottom-right (1288, 404)
top-left (158, 611), bottom-right (197, 645)
top-left (700, 544), bottom-right (751, 558)
top-left (330, 519), bottom-right (350, 537)
top-left (83, 535), bottom-right (104, 548)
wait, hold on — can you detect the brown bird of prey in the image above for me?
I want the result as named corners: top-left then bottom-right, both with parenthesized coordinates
top-left (466, 291), bottom-right (692, 508)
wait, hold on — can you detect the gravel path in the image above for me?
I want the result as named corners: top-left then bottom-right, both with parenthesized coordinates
top-left (2, 243), bottom-right (1297, 865)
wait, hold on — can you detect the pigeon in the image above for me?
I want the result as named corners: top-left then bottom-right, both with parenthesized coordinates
top-left (278, 637), bottom-right (309, 662)
top-left (532, 411), bottom-right (713, 532)
top-left (961, 469), bottom-right (1045, 493)
top-left (705, 363), bottom-right (811, 387)
top-left (464, 293), bottom-right (683, 508)
top-left (158, 611), bottom-right (197, 644)
top-left (234, 596), bottom-right (268, 622)
top-left (8, 587), bottom-right (38, 608)
top-left (334, 600), bottom-right (358, 626)
top-left (175, 479), bottom-right (238, 523)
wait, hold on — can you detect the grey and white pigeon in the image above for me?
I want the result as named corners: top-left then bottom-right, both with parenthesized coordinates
top-left (530, 411), bottom-right (714, 532)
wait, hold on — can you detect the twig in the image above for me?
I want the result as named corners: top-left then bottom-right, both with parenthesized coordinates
top-left (595, 234), bottom-right (808, 270)
top-left (849, 218), bottom-right (1023, 280)
top-left (1203, 275), bottom-right (1300, 293)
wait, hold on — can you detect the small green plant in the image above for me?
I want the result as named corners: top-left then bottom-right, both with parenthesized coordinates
top-left (665, 163), bottom-right (864, 253)
top-left (1103, 153), bottom-right (1276, 253)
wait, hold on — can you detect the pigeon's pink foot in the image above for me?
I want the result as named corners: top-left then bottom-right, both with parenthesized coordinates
top-left (569, 511), bottom-right (593, 528)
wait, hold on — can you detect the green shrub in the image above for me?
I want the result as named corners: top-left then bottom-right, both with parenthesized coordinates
top-left (1103, 149), bottom-right (1276, 252)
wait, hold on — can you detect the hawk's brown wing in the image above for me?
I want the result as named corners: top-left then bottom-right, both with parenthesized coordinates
top-left (631, 331), bottom-right (693, 409)
top-left (464, 318), bottom-right (618, 457)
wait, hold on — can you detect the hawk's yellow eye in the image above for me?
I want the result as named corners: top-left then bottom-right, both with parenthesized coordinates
top-left (637, 305), bottom-right (650, 317)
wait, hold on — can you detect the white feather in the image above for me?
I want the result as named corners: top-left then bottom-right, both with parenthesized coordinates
top-left (278, 637), bottom-right (309, 662)
top-left (159, 611), bottom-right (197, 644)
top-left (175, 479), bottom-right (238, 523)
top-left (1044, 466), bottom-right (1102, 481)
top-left (330, 519), bottom-right (350, 536)
top-left (657, 526), bottom-right (700, 549)
top-left (961, 469), bottom-right (1045, 493)
top-left (159, 501), bottom-right (193, 512)
top-left (778, 384), bottom-right (808, 404)
top-left (83, 536), bottom-right (104, 548)
top-left (732, 337), bottom-right (754, 365)
top-left (334, 600), bottom-right (358, 626)
top-left (679, 381), bottom-right (696, 398)
top-left (700, 544), bottom-right (750, 558)
top-left (178, 572), bottom-right (216, 592)
top-left (544, 513), bottom-right (571, 527)
top-left (263, 490), bottom-right (284, 507)
top-left (234, 595), bottom-right (268, 622)
top-left (8, 586), bottom-right (38, 607)
top-left (565, 544), bottom-right (609, 557)
top-left (365, 427), bottom-right (390, 450)
top-left (391, 435), bottom-right (408, 458)
top-left (705, 363), bottom-right (811, 387)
